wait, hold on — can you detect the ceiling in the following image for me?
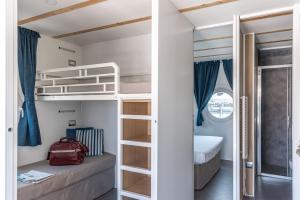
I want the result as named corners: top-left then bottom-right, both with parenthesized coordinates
top-left (194, 25), bottom-right (233, 62)
top-left (18, 0), bottom-right (152, 45)
top-left (18, 0), bottom-right (299, 46)
top-left (171, 0), bottom-right (299, 27)
top-left (193, 13), bottom-right (293, 62)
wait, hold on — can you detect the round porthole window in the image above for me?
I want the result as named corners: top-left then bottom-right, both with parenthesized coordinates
top-left (207, 91), bottom-right (233, 120)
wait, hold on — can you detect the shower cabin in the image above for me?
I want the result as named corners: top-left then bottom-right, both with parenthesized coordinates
top-left (257, 49), bottom-right (292, 179)
top-left (240, 12), bottom-right (293, 198)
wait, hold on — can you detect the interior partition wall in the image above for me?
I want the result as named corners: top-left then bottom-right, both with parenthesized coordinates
top-left (152, 0), bottom-right (194, 199)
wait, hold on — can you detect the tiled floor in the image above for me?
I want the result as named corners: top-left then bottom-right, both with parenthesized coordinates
top-left (243, 176), bottom-right (292, 200)
top-left (97, 161), bottom-right (233, 200)
top-left (194, 160), bottom-right (233, 200)
top-left (96, 163), bottom-right (292, 200)
top-left (261, 164), bottom-right (287, 177)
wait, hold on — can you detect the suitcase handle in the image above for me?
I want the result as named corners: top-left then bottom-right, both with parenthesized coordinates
top-left (59, 137), bottom-right (77, 143)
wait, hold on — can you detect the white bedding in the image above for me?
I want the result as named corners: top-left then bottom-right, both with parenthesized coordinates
top-left (120, 81), bottom-right (151, 94)
top-left (194, 136), bottom-right (223, 164)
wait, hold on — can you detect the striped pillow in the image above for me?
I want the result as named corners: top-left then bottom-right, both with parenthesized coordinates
top-left (76, 129), bottom-right (104, 157)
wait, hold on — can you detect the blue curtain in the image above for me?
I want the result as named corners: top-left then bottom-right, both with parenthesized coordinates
top-left (18, 27), bottom-right (41, 146)
top-left (194, 61), bottom-right (220, 126)
top-left (222, 59), bottom-right (233, 89)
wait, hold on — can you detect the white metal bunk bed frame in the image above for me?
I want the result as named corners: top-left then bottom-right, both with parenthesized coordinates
top-left (34, 61), bottom-right (153, 200)
top-left (35, 62), bottom-right (120, 101)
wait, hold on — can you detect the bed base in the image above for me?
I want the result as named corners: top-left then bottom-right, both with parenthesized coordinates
top-left (194, 152), bottom-right (221, 190)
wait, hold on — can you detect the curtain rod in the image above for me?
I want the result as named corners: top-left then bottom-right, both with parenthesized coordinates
top-left (194, 53), bottom-right (232, 59)
top-left (194, 56), bottom-right (233, 62)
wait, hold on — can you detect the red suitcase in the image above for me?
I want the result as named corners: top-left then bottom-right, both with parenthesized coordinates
top-left (48, 137), bottom-right (88, 166)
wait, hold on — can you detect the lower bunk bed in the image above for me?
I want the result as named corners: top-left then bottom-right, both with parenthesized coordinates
top-left (194, 135), bottom-right (223, 190)
top-left (18, 153), bottom-right (116, 200)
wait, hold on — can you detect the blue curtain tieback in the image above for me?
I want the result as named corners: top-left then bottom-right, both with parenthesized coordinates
top-left (24, 98), bottom-right (35, 102)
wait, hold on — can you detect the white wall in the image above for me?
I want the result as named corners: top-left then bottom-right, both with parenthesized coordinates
top-left (18, 35), bottom-right (83, 166)
top-left (194, 62), bottom-right (233, 161)
top-left (18, 102), bottom-right (82, 166)
top-left (80, 101), bottom-right (118, 156)
top-left (82, 34), bottom-right (151, 76)
top-left (79, 101), bottom-right (118, 186)
top-left (80, 34), bottom-right (152, 157)
top-left (153, 0), bottom-right (194, 199)
top-left (18, 33), bottom-right (152, 166)
top-left (293, 4), bottom-right (300, 200)
top-left (37, 35), bottom-right (83, 70)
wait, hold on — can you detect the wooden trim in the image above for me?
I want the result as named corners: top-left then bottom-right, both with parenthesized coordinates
top-left (241, 10), bottom-right (292, 23)
top-left (18, 0), bottom-right (106, 25)
top-left (178, 0), bottom-right (238, 13)
top-left (194, 35), bottom-right (232, 43)
top-left (53, 0), bottom-right (238, 39)
top-left (256, 39), bottom-right (292, 45)
top-left (256, 28), bottom-right (292, 36)
top-left (244, 34), bottom-right (255, 196)
top-left (54, 16), bottom-right (151, 39)
top-left (194, 45), bottom-right (232, 52)
top-left (194, 53), bottom-right (232, 59)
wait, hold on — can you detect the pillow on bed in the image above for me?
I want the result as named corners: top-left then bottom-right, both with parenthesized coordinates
top-left (76, 129), bottom-right (104, 157)
top-left (66, 127), bottom-right (94, 139)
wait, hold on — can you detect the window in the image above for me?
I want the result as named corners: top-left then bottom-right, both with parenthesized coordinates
top-left (207, 91), bottom-right (233, 119)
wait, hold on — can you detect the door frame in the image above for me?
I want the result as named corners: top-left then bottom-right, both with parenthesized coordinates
top-left (4, 0), bottom-right (18, 199)
top-left (233, 14), bottom-right (241, 200)
top-left (257, 65), bottom-right (292, 180)
top-left (292, 4), bottom-right (300, 200)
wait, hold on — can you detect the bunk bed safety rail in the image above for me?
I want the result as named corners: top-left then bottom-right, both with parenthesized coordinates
top-left (35, 62), bottom-right (120, 96)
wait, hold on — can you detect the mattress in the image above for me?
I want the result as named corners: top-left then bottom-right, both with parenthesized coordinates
top-left (194, 136), bottom-right (223, 164)
top-left (18, 153), bottom-right (116, 200)
top-left (120, 81), bottom-right (151, 94)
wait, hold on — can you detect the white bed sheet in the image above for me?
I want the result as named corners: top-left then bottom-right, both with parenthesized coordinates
top-left (194, 136), bottom-right (223, 164)
top-left (120, 81), bottom-right (151, 94)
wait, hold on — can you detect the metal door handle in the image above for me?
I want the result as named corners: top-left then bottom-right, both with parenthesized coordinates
top-left (297, 143), bottom-right (300, 156)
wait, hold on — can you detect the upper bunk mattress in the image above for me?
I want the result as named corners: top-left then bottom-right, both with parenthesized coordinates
top-left (194, 136), bottom-right (223, 164)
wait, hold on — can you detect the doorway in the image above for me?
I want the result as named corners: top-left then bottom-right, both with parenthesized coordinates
top-left (257, 65), bottom-right (292, 179)
top-left (193, 24), bottom-right (234, 200)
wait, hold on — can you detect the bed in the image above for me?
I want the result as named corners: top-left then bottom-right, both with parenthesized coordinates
top-left (194, 135), bottom-right (223, 190)
top-left (35, 63), bottom-right (151, 98)
top-left (18, 153), bottom-right (116, 200)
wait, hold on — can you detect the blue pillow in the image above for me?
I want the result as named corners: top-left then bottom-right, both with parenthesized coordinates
top-left (66, 127), bottom-right (94, 139)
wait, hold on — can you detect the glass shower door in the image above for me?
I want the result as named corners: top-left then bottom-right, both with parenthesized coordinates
top-left (258, 66), bottom-right (292, 178)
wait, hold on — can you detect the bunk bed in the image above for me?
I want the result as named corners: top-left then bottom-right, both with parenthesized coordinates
top-left (32, 62), bottom-right (153, 200)
top-left (35, 62), bottom-right (151, 101)
top-left (35, 62), bottom-right (120, 101)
